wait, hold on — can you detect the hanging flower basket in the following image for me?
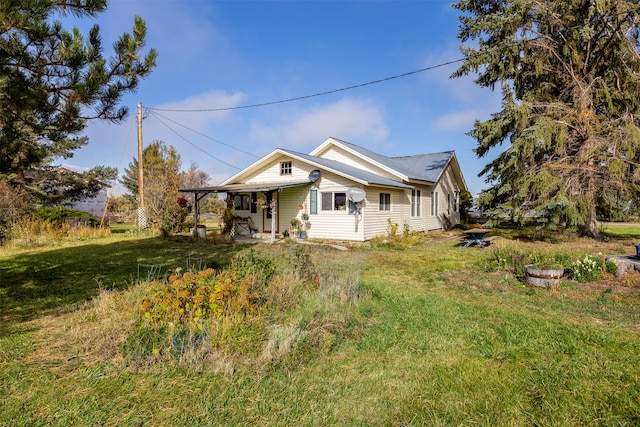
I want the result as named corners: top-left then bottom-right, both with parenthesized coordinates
top-left (177, 197), bottom-right (189, 208)
top-left (255, 198), bottom-right (268, 209)
top-left (255, 197), bottom-right (274, 210)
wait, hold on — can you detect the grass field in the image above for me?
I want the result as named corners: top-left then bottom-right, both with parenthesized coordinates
top-left (1, 225), bottom-right (639, 426)
top-left (601, 222), bottom-right (640, 239)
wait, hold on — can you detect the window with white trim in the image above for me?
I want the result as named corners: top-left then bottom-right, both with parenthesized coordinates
top-left (411, 189), bottom-right (421, 217)
top-left (379, 193), bottom-right (391, 211)
top-left (280, 161), bottom-right (292, 175)
top-left (321, 192), bottom-right (347, 211)
top-left (310, 189), bottom-right (318, 214)
top-left (431, 191), bottom-right (439, 216)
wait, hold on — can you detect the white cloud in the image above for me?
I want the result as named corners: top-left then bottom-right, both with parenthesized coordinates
top-left (249, 97), bottom-right (388, 151)
top-left (149, 89), bottom-right (248, 129)
top-left (434, 109), bottom-right (484, 131)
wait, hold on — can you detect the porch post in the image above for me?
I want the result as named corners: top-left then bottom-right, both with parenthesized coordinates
top-left (270, 199), bottom-right (277, 243)
top-left (193, 192), bottom-right (199, 236)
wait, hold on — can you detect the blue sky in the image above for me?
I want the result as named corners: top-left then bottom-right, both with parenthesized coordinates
top-left (63, 0), bottom-right (502, 195)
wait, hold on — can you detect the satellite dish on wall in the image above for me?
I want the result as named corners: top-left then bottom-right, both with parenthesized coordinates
top-left (346, 187), bottom-right (366, 203)
top-left (308, 169), bottom-right (321, 182)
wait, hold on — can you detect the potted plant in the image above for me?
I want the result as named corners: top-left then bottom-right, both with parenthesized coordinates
top-left (302, 212), bottom-right (309, 221)
top-left (524, 253), bottom-right (565, 289)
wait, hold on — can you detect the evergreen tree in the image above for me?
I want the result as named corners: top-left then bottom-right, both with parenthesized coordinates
top-left (453, 0), bottom-right (640, 237)
top-left (121, 141), bottom-right (204, 233)
top-left (0, 0), bottom-right (157, 203)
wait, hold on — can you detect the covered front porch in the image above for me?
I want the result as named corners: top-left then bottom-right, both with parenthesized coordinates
top-left (179, 180), bottom-right (312, 242)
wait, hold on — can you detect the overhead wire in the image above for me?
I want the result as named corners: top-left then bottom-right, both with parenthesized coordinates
top-left (148, 110), bottom-right (242, 170)
top-left (144, 4), bottom-right (640, 115)
top-left (145, 59), bottom-right (465, 113)
top-left (148, 110), bottom-right (260, 158)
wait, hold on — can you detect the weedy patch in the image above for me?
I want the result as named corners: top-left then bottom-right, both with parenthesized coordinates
top-left (113, 243), bottom-right (367, 371)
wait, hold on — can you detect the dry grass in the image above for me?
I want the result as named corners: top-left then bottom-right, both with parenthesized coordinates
top-left (7, 217), bottom-right (111, 247)
top-left (27, 287), bottom-right (136, 371)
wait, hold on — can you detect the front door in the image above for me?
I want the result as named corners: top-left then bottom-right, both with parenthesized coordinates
top-left (262, 191), bottom-right (279, 233)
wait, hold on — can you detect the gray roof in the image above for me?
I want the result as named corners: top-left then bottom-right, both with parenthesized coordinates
top-left (280, 149), bottom-right (414, 189)
top-left (327, 138), bottom-right (454, 183)
top-left (391, 152), bottom-right (454, 182)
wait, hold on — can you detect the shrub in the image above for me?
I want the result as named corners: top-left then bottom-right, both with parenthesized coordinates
top-left (124, 245), bottom-right (365, 368)
top-left (487, 248), bottom-right (528, 278)
top-left (139, 268), bottom-right (260, 330)
top-left (230, 248), bottom-right (277, 295)
top-left (287, 245), bottom-right (318, 285)
top-left (568, 254), bottom-right (618, 282)
top-left (37, 206), bottom-right (100, 227)
top-left (0, 179), bottom-right (33, 242)
top-left (569, 254), bottom-right (602, 283)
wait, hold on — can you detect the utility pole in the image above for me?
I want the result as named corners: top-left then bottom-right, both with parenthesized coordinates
top-left (137, 102), bottom-right (147, 228)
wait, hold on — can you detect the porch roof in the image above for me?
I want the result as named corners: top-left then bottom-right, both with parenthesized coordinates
top-left (179, 180), bottom-right (312, 195)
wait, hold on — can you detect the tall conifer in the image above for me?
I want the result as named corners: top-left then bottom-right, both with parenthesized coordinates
top-left (453, 0), bottom-right (640, 237)
top-left (0, 0), bottom-right (157, 204)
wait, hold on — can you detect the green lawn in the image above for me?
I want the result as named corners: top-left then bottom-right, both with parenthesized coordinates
top-left (601, 221), bottom-right (640, 239)
top-left (0, 232), bottom-right (241, 333)
top-left (1, 230), bottom-right (639, 426)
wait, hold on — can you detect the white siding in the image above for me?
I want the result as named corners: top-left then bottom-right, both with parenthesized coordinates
top-left (305, 170), bottom-right (364, 241)
top-left (233, 159), bottom-right (367, 241)
top-left (361, 187), bottom-right (412, 240)
top-left (405, 186), bottom-right (430, 233)
top-left (277, 187), bottom-right (307, 233)
top-left (246, 155), bottom-right (313, 184)
top-left (433, 167), bottom-right (462, 228)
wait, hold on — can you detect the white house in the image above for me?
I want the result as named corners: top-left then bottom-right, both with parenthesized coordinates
top-left (181, 137), bottom-right (468, 242)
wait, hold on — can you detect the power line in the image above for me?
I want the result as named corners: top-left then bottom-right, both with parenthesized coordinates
top-left (148, 111), bottom-right (242, 170)
top-left (146, 59), bottom-right (465, 113)
top-left (148, 110), bottom-right (260, 158)
top-left (145, 5), bottom-right (640, 115)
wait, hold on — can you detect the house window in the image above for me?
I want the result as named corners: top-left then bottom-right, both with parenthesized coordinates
top-left (321, 192), bottom-right (347, 211)
top-left (447, 193), bottom-right (451, 214)
top-left (454, 191), bottom-right (459, 212)
top-left (411, 189), bottom-right (421, 217)
top-left (310, 189), bottom-right (318, 214)
top-left (233, 194), bottom-right (250, 211)
top-left (431, 191), bottom-right (439, 216)
top-left (379, 193), bottom-right (391, 211)
top-left (280, 161), bottom-right (292, 175)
